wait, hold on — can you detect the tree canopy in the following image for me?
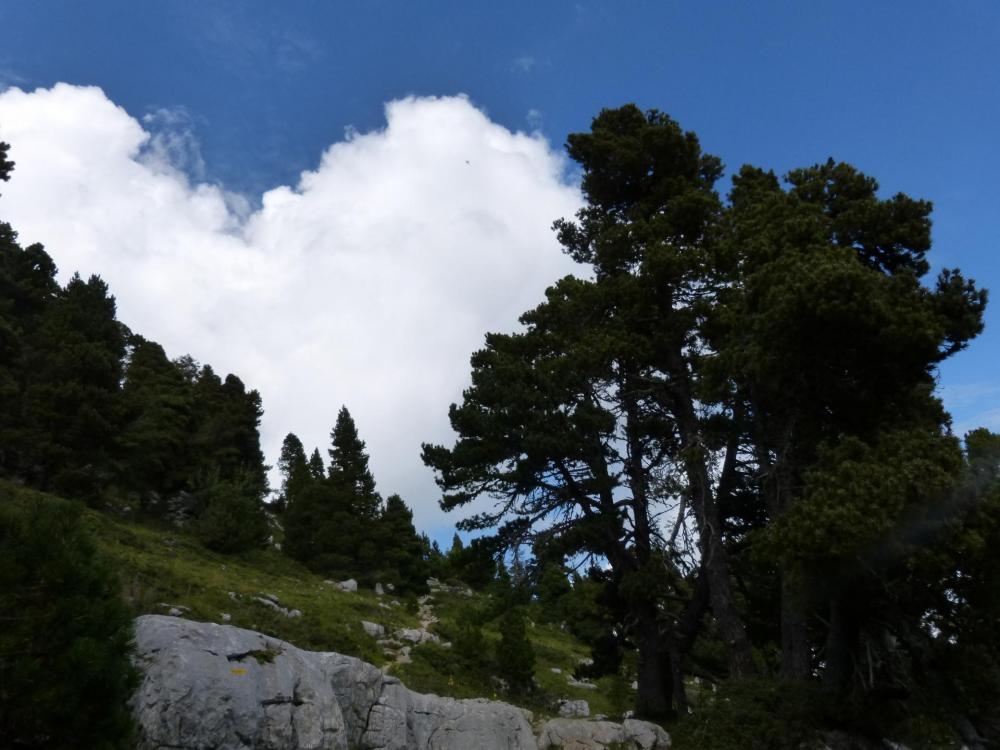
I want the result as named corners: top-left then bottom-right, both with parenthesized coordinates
top-left (424, 104), bottom-right (992, 737)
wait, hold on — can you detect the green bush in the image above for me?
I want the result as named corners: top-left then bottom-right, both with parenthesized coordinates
top-left (496, 606), bottom-right (536, 695)
top-left (0, 490), bottom-right (137, 748)
top-left (195, 477), bottom-right (269, 554)
top-left (671, 677), bottom-right (824, 750)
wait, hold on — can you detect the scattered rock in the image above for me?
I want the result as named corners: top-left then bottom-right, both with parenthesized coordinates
top-left (551, 667), bottom-right (563, 674)
top-left (220, 613), bottom-right (231, 623)
top-left (253, 596), bottom-right (301, 619)
top-left (558, 699), bottom-right (590, 718)
top-left (361, 620), bottom-right (385, 638)
top-left (567, 677), bottom-right (598, 691)
top-left (375, 582), bottom-right (385, 596)
top-left (336, 578), bottom-right (357, 593)
top-left (394, 627), bottom-right (440, 645)
top-left (536, 717), bottom-right (671, 749)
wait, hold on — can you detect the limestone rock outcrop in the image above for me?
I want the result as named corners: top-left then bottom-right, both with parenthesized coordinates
top-left (132, 615), bottom-right (537, 750)
top-left (132, 615), bottom-right (670, 750)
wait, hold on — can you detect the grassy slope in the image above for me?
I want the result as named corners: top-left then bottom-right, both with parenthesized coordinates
top-left (4, 481), bottom-right (633, 721)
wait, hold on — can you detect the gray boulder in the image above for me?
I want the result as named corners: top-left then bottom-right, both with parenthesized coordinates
top-left (361, 620), bottom-right (385, 638)
top-left (558, 699), bottom-right (590, 718)
top-left (132, 615), bottom-right (538, 750)
top-left (132, 615), bottom-right (347, 749)
top-left (536, 717), bottom-right (670, 750)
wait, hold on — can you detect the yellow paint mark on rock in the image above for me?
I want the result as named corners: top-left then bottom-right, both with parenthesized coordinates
top-left (230, 667), bottom-right (247, 676)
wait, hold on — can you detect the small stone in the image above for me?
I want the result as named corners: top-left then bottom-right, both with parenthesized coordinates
top-left (337, 578), bottom-right (358, 593)
top-left (168, 607), bottom-right (183, 617)
top-left (566, 677), bottom-right (598, 691)
top-left (375, 582), bottom-right (385, 596)
top-left (550, 667), bottom-right (562, 674)
top-left (220, 613), bottom-right (231, 623)
top-left (557, 699), bottom-right (590, 718)
top-left (286, 609), bottom-right (301, 618)
top-left (361, 620), bottom-right (386, 638)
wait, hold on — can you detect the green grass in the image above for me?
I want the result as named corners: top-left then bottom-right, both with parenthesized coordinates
top-left (2, 480), bottom-right (637, 722)
top-left (393, 585), bottom-right (636, 719)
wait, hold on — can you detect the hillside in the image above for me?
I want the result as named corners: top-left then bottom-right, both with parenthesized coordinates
top-left (3, 481), bottom-right (635, 723)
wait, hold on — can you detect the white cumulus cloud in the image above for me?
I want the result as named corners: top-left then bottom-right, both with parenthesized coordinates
top-left (0, 83), bottom-right (583, 534)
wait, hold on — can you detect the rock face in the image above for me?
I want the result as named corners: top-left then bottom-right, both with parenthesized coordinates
top-left (536, 718), bottom-right (671, 749)
top-left (133, 615), bottom-right (537, 750)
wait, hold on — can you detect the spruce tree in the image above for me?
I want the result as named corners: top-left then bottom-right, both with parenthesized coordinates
top-left (276, 432), bottom-right (309, 511)
top-left (20, 273), bottom-right (127, 501)
top-left (118, 336), bottom-right (193, 499)
top-left (328, 406), bottom-right (380, 518)
top-left (378, 494), bottom-right (429, 593)
top-left (307, 447), bottom-right (325, 480)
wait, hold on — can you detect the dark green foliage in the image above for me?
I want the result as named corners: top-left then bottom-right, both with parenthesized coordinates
top-left (495, 606), bottom-right (535, 695)
top-left (672, 678), bottom-right (824, 750)
top-left (307, 447), bottom-right (325, 479)
top-left (195, 475), bottom-right (270, 554)
top-left (0, 489), bottom-right (137, 748)
top-left (284, 410), bottom-right (429, 591)
top-left (378, 494), bottom-right (429, 594)
top-left (118, 336), bottom-right (193, 497)
top-left (328, 406), bottom-right (380, 518)
top-left (189, 367), bottom-right (268, 498)
top-left (453, 606), bottom-right (490, 671)
top-left (275, 432), bottom-right (309, 511)
top-left (0, 141), bottom-right (13, 183)
top-left (19, 273), bottom-right (127, 501)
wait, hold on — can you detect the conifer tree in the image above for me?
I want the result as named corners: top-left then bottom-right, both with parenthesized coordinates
top-left (378, 494), bottom-right (429, 593)
top-left (307, 447), bottom-right (325, 480)
top-left (20, 273), bottom-right (127, 501)
top-left (328, 406), bottom-right (381, 518)
top-left (0, 490), bottom-right (137, 747)
top-left (276, 432), bottom-right (309, 511)
top-left (118, 336), bottom-right (193, 498)
top-left (495, 606), bottom-right (535, 695)
top-left (195, 474), bottom-right (270, 554)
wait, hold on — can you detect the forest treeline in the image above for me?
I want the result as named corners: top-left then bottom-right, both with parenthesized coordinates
top-left (0, 186), bottom-right (431, 579)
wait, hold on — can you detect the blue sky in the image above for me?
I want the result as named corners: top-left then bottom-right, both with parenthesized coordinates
top-left (2, 1), bottom-right (998, 536)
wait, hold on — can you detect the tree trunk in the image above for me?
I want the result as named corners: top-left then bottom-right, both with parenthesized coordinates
top-left (822, 594), bottom-right (855, 691)
top-left (635, 601), bottom-right (673, 719)
top-left (666, 360), bottom-right (755, 678)
top-left (779, 571), bottom-right (811, 680)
